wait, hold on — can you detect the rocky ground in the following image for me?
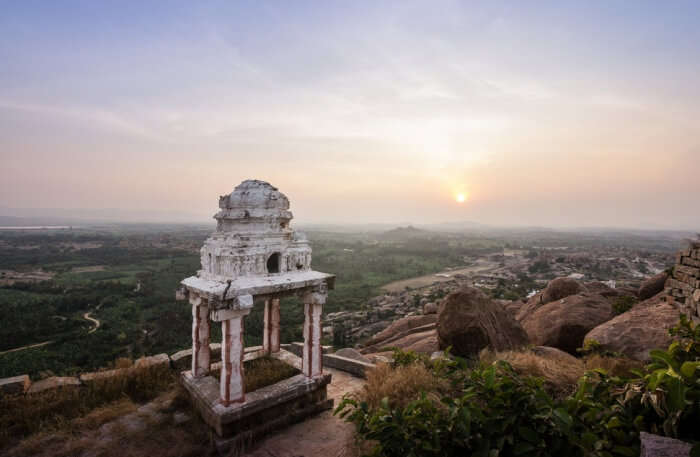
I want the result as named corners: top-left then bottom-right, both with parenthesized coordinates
top-left (4, 367), bottom-right (366, 457)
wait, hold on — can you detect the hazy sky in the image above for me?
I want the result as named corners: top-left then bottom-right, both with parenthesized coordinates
top-left (1, 1), bottom-right (699, 228)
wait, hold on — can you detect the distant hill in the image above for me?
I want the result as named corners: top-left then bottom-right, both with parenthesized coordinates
top-left (377, 225), bottom-right (434, 241)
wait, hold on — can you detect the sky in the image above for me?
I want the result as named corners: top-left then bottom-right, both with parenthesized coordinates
top-left (1, 1), bottom-right (699, 229)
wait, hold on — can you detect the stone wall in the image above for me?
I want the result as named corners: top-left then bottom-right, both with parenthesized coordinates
top-left (0, 344), bottom-right (370, 397)
top-left (666, 239), bottom-right (700, 319)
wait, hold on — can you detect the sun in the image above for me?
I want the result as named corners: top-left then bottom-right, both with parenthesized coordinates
top-left (456, 193), bottom-right (466, 203)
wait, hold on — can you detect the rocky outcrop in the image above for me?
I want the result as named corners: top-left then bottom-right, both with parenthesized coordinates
top-left (437, 287), bottom-right (528, 357)
top-left (362, 314), bottom-right (437, 348)
top-left (520, 293), bottom-right (614, 354)
top-left (638, 272), bottom-right (669, 300)
top-left (517, 277), bottom-right (587, 321)
top-left (584, 293), bottom-right (678, 361)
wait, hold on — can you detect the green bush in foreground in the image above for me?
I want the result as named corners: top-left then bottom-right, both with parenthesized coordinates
top-left (336, 316), bottom-right (700, 457)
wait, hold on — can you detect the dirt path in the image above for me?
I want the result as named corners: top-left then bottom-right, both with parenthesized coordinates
top-left (381, 259), bottom-right (499, 292)
top-left (0, 340), bottom-right (53, 355)
top-left (83, 312), bottom-right (100, 333)
top-left (243, 367), bottom-right (366, 457)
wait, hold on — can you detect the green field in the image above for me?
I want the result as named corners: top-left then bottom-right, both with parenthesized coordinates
top-left (0, 226), bottom-right (480, 378)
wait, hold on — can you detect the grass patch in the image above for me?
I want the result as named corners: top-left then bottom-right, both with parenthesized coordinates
top-left (211, 356), bottom-right (300, 393)
top-left (0, 360), bottom-right (175, 449)
top-left (360, 361), bottom-right (450, 409)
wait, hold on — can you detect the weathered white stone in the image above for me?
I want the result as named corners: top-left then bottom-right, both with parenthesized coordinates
top-left (192, 301), bottom-right (211, 377)
top-left (303, 302), bottom-right (323, 377)
top-left (179, 180), bottom-right (334, 416)
top-left (263, 298), bottom-right (281, 353)
top-left (0, 374), bottom-right (30, 395)
top-left (220, 315), bottom-right (246, 405)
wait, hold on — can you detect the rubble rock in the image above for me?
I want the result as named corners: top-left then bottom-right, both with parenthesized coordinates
top-left (585, 293), bottom-right (678, 361)
top-left (423, 302), bottom-right (438, 314)
top-left (640, 432), bottom-right (692, 457)
top-left (520, 293), bottom-right (614, 354)
top-left (639, 272), bottom-right (669, 300)
top-left (437, 287), bottom-right (529, 357)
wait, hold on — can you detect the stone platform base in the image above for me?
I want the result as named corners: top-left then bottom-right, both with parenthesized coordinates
top-left (181, 356), bottom-right (333, 454)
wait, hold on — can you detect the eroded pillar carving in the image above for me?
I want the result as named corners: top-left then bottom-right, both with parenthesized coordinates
top-left (218, 308), bottom-right (250, 405)
top-left (302, 291), bottom-right (325, 378)
top-left (263, 298), bottom-right (281, 354)
top-left (190, 294), bottom-right (211, 377)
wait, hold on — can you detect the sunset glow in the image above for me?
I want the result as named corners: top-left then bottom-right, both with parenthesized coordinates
top-left (1, 2), bottom-right (699, 228)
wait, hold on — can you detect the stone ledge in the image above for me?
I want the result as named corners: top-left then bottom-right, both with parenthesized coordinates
top-left (182, 350), bottom-right (332, 438)
top-left (322, 353), bottom-right (375, 378)
top-left (280, 342), bottom-right (332, 358)
top-left (80, 353), bottom-right (170, 384)
top-left (0, 374), bottom-right (30, 395)
top-left (171, 343), bottom-right (223, 370)
top-left (27, 376), bottom-right (81, 394)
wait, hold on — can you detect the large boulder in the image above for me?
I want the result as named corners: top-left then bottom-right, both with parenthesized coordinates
top-left (584, 293), bottom-right (678, 361)
top-left (520, 293), bottom-right (614, 354)
top-left (517, 277), bottom-right (587, 321)
top-left (437, 287), bottom-right (528, 357)
top-left (638, 272), bottom-right (669, 300)
top-left (541, 277), bottom-right (587, 304)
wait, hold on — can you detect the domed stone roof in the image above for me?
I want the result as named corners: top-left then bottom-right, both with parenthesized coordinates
top-left (220, 180), bottom-right (290, 210)
top-left (214, 180), bottom-right (293, 233)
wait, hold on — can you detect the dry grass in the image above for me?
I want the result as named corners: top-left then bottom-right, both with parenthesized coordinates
top-left (244, 357), bottom-right (300, 392)
top-left (210, 356), bottom-right (300, 393)
top-left (479, 348), bottom-right (645, 396)
top-left (480, 348), bottom-right (585, 396)
top-left (359, 362), bottom-right (450, 409)
top-left (5, 387), bottom-right (213, 457)
top-left (0, 361), bottom-right (176, 450)
top-left (583, 354), bottom-right (644, 378)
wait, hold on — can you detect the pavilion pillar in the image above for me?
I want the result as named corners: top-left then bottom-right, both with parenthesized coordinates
top-left (302, 292), bottom-right (325, 378)
top-left (263, 298), bottom-right (281, 354)
top-left (190, 294), bottom-right (210, 377)
top-left (212, 295), bottom-right (253, 406)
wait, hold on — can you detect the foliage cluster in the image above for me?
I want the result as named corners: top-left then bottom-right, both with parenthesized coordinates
top-left (611, 296), bottom-right (637, 315)
top-left (336, 317), bottom-right (700, 457)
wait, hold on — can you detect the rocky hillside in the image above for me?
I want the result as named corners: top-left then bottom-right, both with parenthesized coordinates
top-left (355, 239), bottom-right (700, 363)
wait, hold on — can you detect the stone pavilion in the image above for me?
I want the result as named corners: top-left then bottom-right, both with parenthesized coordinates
top-left (179, 180), bottom-right (335, 441)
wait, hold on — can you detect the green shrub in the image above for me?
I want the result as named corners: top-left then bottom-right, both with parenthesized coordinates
top-left (337, 316), bottom-right (700, 457)
top-left (612, 296), bottom-right (637, 315)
